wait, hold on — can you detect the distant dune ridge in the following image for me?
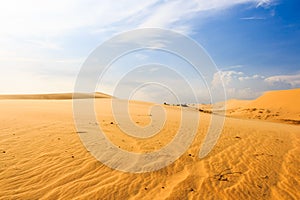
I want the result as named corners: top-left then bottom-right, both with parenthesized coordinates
top-left (0, 92), bottom-right (111, 100)
top-left (0, 88), bottom-right (299, 199)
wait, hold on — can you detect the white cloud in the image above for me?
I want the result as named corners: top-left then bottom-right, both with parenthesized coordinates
top-left (211, 70), bottom-right (263, 99)
top-left (0, 0), bottom-right (276, 95)
top-left (212, 70), bottom-right (244, 88)
top-left (238, 74), bottom-right (265, 81)
top-left (0, 0), bottom-right (274, 38)
top-left (265, 74), bottom-right (300, 87)
top-left (138, 0), bottom-right (273, 34)
top-left (211, 70), bottom-right (300, 100)
top-left (225, 87), bottom-right (260, 99)
top-left (0, 0), bottom-right (158, 37)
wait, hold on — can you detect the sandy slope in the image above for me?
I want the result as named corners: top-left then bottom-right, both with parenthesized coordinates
top-left (200, 88), bottom-right (300, 125)
top-left (0, 92), bottom-right (300, 199)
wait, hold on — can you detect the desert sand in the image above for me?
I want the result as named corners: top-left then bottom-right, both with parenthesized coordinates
top-left (0, 90), bottom-right (299, 199)
top-left (201, 88), bottom-right (300, 125)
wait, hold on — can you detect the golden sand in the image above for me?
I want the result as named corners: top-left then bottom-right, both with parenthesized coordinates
top-left (0, 90), bottom-right (299, 199)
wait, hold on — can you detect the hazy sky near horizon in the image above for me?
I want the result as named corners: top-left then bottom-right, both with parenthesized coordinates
top-left (0, 0), bottom-right (299, 103)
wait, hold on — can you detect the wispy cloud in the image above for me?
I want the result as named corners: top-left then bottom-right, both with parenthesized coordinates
top-left (0, 0), bottom-right (278, 95)
top-left (240, 16), bottom-right (266, 20)
top-left (0, 0), bottom-right (275, 37)
top-left (256, 0), bottom-right (274, 8)
top-left (138, 0), bottom-right (276, 34)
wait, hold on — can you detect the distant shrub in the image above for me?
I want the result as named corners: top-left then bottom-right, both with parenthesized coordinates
top-left (199, 109), bottom-right (212, 114)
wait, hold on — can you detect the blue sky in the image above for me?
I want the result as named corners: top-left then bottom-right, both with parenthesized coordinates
top-left (197, 1), bottom-right (300, 75)
top-left (0, 0), bottom-right (299, 103)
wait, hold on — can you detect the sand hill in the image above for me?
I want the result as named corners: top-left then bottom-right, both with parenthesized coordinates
top-left (0, 89), bottom-right (299, 199)
top-left (223, 88), bottom-right (300, 124)
top-left (0, 92), bottom-right (111, 100)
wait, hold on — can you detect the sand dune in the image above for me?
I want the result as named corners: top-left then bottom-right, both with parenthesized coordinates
top-left (0, 92), bottom-right (111, 100)
top-left (0, 90), bottom-right (299, 199)
top-left (248, 88), bottom-right (300, 112)
top-left (200, 88), bottom-right (300, 125)
top-left (220, 99), bottom-right (252, 110)
top-left (225, 89), bottom-right (300, 124)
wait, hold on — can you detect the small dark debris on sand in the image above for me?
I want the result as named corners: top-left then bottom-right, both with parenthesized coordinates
top-left (76, 131), bottom-right (87, 134)
top-left (213, 168), bottom-right (242, 182)
top-left (254, 153), bottom-right (273, 157)
top-left (218, 176), bottom-right (228, 182)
